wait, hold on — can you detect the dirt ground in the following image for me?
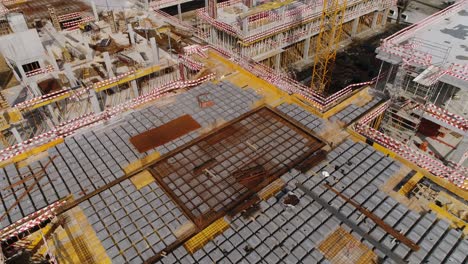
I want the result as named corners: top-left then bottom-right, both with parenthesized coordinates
top-left (296, 24), bottom-right (407, 95)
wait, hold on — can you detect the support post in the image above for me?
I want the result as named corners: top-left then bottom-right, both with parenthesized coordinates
top-left (90, 0), bottom-right (99, 21)
top-left (131, 80), bottom-right (139, 98)
top-left (103, 52), bottom-right (114, 78)
top-left (28, 81), bottom-right (42, 97)
top-left (150, 37), bottom-right (160, 63)
top-left (47, 105), bottom-right (59, 125)
top-left (351, 17), bottom-right (359, 37)
top-left (16, 60), bottom-right (27, 80)
top-left (89, 89), bottom-right (102, 113)
top-left (303, 37), bottom-right (311, 59)
top-left (242, 18), bottom-right (249, 35)
top-left (210, 27), bottom-right (216, 45)
top-left (207, 0), bottom-right (217, 19)
top-left (382, 8), bottom-right (390, 27)
top-left (11, 126), bottom-right (22, 144)
top-left (83, 38), bottom-right (93, 62)
top-left (167, 32), bottom-right (174, 59)
top-left (275, 53), bottom-right (281, 73)
top-left (372, 11), bottom-right (379, 29)
top-left (177, 3), bottom-right (182, 20)
top-left (47, 46), bottom-right (59, 71)
top-left (38, 59), bottom-right (46, 70)
top-left (128, 24), bottom-right (135, 46)
top-left (64, 63), bottom-right (78, 87)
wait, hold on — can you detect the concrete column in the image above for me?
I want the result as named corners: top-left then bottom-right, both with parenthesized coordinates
top-left (382, 8), bottom-right (390, 27)
top-left (89, 89), bottom-right (102, 113)
top-left (210, 27), bottom-right (216, 45)
top-left (15, 59), bottom-right (27, 80)
top-left (28, 81), bottom-right (42, 97)
top-left (144, 0), bottom-right (149, 9)
top-left (279, 6), bottom-right (286, 19)
top-left (275, 53), bottom-right (281, 73)
top-left (209, 0), bottom-right (218, 19)
top-left (131, 80), bottom-right (139, 97)
top-left (90, 0), bottom-right (99, 21)
top-left (242, 18), bottom-right (249, 35)
top-left (303, 37), bottom-right (311, 59)
top-left (128, 24), bottom-right (135, 45)
top-left (64, 63), bottom-right (78, 87)
top-left (103, 52), bottom-right (114, 78)
top-left (167, 32), bottom-right (174, 59)
top-left (37, 59), bottom-right (46, 73)
top-left (82, 38), bottom-right (93, 62)
top-left (371, 11), bottom-right (379, 29)
top-left (47, 104), bottom-right (59, 125)
top-left (351, 18), bottom-right (359, 37)
top-left (11, 126), bottom-right (22, 144)
top-left (177, 4), bottom-right (182, 20)
top-left (47, 46), bottom-right (59, 71)
top-left (150, 37), bottom-right (160, 63)
top-left (252, 0), bottom-right (257, 7)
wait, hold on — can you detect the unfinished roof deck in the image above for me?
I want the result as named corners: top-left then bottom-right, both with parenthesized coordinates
top-left (377, 1), bottom-right (468, 89)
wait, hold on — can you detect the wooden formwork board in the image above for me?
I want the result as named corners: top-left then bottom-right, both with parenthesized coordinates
top-left (318, 227), bottom-right (377, 264)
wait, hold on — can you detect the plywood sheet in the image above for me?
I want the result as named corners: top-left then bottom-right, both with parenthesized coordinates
top-left (130, 114), bottom-right (201, 153)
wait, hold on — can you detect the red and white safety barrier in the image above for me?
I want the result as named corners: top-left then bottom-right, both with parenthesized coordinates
top-left (208, 45), bottom-right (369, 112)
top-left (57, 12), bottom-right (81, 22)
top-left (0, 200), bottom-right (67, 242)
top-left (179, 55), bottom-right (204, 71)
top-left (14, 88), bottom-right (72, 110)
top-left (25, 65), bottom-right (55, 78)
top-left (184, 45), bottom-right (208, 58)
top-left (426, 103), bottom-right (468, 132)
top-left (70, 70), bottom-right (137, 100)
top-left (62, 16), bottom-right (95, 30)
top-left (354, 101), bottom-right (468, 190)
top-left (1, 74), bottom-right (215, 163)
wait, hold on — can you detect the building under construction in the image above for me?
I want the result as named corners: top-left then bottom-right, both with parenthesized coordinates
top-left (0, 0), bottom-right (466, 264)
top-left (196, 0), bottom-right (392, 72)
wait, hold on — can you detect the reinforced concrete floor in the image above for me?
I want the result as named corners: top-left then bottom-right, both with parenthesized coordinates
top-left (0, 81), bottom-right (263, 227)
top-left (1, 79), bottom-right (466, 264)
top-left (157, 139), bottom-right (467, 264)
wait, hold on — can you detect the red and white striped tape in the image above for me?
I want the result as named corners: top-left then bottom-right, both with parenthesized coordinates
top-left (1, 74), bottom-right (215, 163)
top-left (354, 104), bottom-right (467, 189)
top-left (0, 200), bottom-right (67, 241)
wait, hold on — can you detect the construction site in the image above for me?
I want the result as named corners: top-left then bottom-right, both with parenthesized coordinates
top-left (0, 0), bottom-right (466, 263)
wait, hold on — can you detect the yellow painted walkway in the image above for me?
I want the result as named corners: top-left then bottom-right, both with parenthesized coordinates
top-left (184, 217), bottom-right (230, 254)
top-left (38, 207), bottom-right (111, 264)
top-left (398, 172), bottom-right (424, 196)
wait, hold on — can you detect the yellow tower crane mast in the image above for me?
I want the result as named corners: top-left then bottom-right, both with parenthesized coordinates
top-left (311, 0), bottom-right (348, 95)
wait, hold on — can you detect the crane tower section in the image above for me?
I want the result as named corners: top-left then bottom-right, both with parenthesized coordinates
top-left (311, 0), bottom-right (348, 95)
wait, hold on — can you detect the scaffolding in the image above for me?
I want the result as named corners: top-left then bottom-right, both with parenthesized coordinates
top-left (196, 0), bottom-right (393, 71)
top-left (380, 66), bottom-right (440, 143)
top-left (377, 37), bottom-right (452, 143)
